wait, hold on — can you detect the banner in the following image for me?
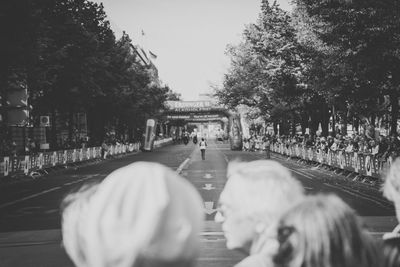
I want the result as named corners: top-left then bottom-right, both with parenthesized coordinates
top-left (38, 153), bottom-right (44, 169)
top-left (143, 118), bottom-right (157, 151)
top-left (63, 151), bottom-right (68, 164)
top-left (24, 155), bottom-right (30, 175)
top-left (4, 157), bottom-right (10, 176)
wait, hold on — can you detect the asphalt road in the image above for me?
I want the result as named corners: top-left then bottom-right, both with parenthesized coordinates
top-left (0, 140), bottom-right (397, 267)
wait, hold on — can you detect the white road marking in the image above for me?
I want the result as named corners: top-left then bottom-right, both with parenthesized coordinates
top-left (203, 173), bottom-right (213, 179)
top-left (0, 187), bottom-right (62, 209)
top-left (199, 231), bottom-right (224, 236)
top-left (204, 201), bottom-right (218, 215)
top-left (0, 174), bottom-right (101, 209)
top-left (176, 158), bottom-right (190, 174)
top-left (202, 183), bottom-right (216, 190)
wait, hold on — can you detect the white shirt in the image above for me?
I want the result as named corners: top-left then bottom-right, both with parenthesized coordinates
top-left (200, 141), bottom-right (207, 149)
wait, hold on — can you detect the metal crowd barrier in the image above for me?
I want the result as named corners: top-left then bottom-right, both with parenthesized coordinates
top-left (1, 138), bottom-right (173, 178)
top-left (271, 143), bottom-right (394, 179)
top-left (153, 138), bottom-right (173, 148)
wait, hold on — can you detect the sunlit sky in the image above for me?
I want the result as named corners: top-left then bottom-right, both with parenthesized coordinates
top-left (93, 0), bottom-right (293, 100)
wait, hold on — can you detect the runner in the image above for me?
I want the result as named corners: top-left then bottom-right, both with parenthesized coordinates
top-left (199, 138), bottom-right (207, 160)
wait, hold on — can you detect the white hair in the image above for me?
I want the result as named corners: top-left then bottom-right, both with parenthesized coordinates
top-left (61, 162), bottom-right (204, 267)
top-left (383, 157), bottom-right (400, 202)
top-left (220, 160), bottom-right (304, 224)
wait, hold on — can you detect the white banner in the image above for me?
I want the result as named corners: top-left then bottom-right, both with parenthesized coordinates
top-left (4, 157), bottom-right (10, 176)
top-left (24, 155), bottom-right (30, 175)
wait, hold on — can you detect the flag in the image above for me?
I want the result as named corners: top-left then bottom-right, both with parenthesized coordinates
top-left (149, 50), bottom-right (158, 59)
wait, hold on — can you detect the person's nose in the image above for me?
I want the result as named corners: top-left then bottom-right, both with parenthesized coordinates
top-left (214, 210), bottom-right (224, 223)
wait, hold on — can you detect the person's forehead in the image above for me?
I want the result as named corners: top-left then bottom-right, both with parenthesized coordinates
top-left (220, 177), bottom-right (247, 204)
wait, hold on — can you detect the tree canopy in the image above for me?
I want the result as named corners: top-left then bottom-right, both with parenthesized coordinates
top-left (216, 0), bottom-right (400, 136)
top-left (0, 0), bottom-right (179, 148)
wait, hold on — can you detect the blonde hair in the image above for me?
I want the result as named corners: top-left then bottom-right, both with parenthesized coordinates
top-left (61, 182), bottom-right (100, 267)
top-left (220, 160), bottom-right (304, 223)
top-left (273, 194), bottom-right (381, 267)
top-left (61, 162), bottom-right (204, 267)
top-left (383, 157), bottom-right (400, 201)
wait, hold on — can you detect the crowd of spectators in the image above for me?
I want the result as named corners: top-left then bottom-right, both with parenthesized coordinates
top-left (243, 131), bottom-right (400, 160)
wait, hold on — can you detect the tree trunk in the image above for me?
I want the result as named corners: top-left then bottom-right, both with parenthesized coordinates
top-left (291, 112), bottom-right (296, 136)
top-left (331, 105), bottom-right (336, 136)
top-left (310, 111), bottom-right (317, 136)
top-left (50, 109), bottom-right (57, 148)
top-left (273, 121), bottom-right (278, 135)
top-left (353, 117), bottom-right (359, 134)
top-left (390, 89), bottom-right (399, 136)
top-left (321, 102), bottom-right (329, 137)
top-left (68, 108), bottom-right (74, 142)
top-left (301, 110), bottom-right (308, 135)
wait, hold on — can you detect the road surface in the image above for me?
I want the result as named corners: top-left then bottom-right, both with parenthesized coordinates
top-left (0, 140), bottom-right (396, 266)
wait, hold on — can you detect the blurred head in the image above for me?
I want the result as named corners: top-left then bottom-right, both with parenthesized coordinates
top-left (370, 140), bottom-right (376, 146)
top-left (382, 232), bottom-right (400, 267)
top-left (383, 158), bottom-right (400, 222)
top-left (215, 160), bottom-right (304, 253)
top-left (273, 194), bottom-right (380, 267)
top-left (61, 162), bottom-right (204, 267)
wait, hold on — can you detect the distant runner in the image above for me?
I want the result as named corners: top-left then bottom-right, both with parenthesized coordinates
top-left (199, 138), bottom-right (207, 160)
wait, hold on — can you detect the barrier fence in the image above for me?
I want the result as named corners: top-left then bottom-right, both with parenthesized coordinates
top-left (1, 138), bottom-right (173, 178)
top-left (271, 143), bottom-right (395, 179)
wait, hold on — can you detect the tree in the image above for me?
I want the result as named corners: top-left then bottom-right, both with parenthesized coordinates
top-left (217, 0), bottom-right (308, 135)
top-left (166, 88), bottom-right (181, 101)
top-left (295, 0), bottom-right (400, 135)
top-left (0, 0), bottom-right (173, 151)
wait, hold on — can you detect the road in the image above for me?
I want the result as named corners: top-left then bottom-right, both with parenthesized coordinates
top-left (0, 140), bottom-right (397, 266)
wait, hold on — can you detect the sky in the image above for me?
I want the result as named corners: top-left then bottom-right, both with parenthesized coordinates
top-left (93, 0), bottom-right (293, 101)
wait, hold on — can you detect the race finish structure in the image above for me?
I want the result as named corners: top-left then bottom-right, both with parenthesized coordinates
top-left (143, 118), bottom-right (157, 151)
top-left (164, 100), bottom-right (241, 150)
top-left (229, 115), bottom-right (242, 150)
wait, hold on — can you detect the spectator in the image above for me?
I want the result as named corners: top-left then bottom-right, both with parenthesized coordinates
top-left (378, 135), bottom-right (389, 156)
top-left (305, 135), bottom-right (314, 147)
top-left (352, 137), bottom-right (360, 152)
top-left (101, 141), bottom-right (108, 159)
top-left (61, 162), bottom-right (204, 267)
top-left (385, 135), bottom-right (400, 158)
top-left (320, 137), bottom-right (328, 153)
top-left (327, 135), bottom-right (334, 149)
top-left (344, 137), bottom-right (354, 153)
top-left (215, 160), bottom-right (304, 267)
top-left (370, 139), bottom-right (379, 155)
top-left (357, 138), bottom-right (367, 153)
top-left (243, 138), bottom-right (250, 151)
top-left (330, 138), bottom-right (339, 151)
top-left (273, 194), bottom-right (381, 267)
top-left (29, 139), bottom-right (37, 154)
top-left (382, 158), bottom-right (400, 267)
top-left (11, 141), bottom-right (17, 156)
